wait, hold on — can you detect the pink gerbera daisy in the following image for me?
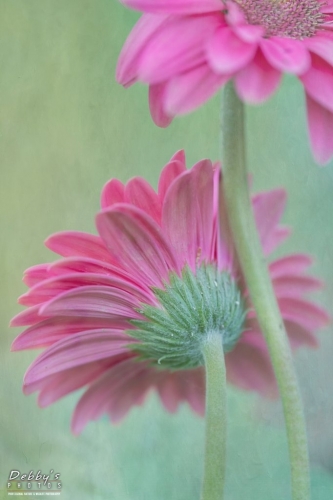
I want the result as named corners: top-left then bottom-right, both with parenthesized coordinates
top-left (117, 0), bottom-right (333, 164)
top-left (11, 151), bottom-right (328, 434)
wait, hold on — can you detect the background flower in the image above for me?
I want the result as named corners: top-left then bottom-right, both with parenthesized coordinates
top-left (11, 151), bottom-right (329, 434)
top-left (117, 0), bottom-right (333, 164)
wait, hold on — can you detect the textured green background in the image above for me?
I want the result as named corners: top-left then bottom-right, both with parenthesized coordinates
top-left (1, 1), bottom-right (333, 499)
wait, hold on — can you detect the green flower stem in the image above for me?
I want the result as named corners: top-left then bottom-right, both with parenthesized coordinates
top-left (221, 82), bottom-right (310, 500)
top-left (201, 332), bottom-right (227, 500)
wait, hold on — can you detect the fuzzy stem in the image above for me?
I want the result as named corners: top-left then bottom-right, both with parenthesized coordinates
top-left (201, 332), bottom-right (227, 500)
top-left (221, 81), bottom-right (310, 500)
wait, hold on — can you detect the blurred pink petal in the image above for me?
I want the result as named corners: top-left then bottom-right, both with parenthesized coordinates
top-left (23, 264), bottom-right (50, 287)
top-left (269, 254), bottom-right (313, 278)
top-left (260, 37), bottom-right (311, 74)
top-left (36, 360), bottom-right (118, 408)
top-left (304, 33), bottom-right (333, 66)
top-left (225, 331), bottom-right (278, 398)
top-left (207, 26), bottom-right (257, 73)
top-left (157, 372), bottom-right (183, 413)
top-left (149, 82), bottom-right (173, 127)
top-left (71, 358), bottom-right (149, 434)
top-left (272, 275), bottom-right (322, 298)
top-left (164, 64), bottom-right (230, 116)
top-left (137, 15), bottom-right (220, 83)
top-left (116, 14), bottom-right (167, 87)
top-left (263, 226), bottom-right (291, 255)
top-left (235, 49), bottom-right (281, 104)
top-left (284, 320), bottom-right (318, 349)
top-left (101, 179), bottom-right (125, 208)
top-left (306, 94), bottom-right (333, 164)
top-left (278, 298), bottom-right (330, 330)
top-left (252, 188), bottom-right (287, 254)
top-left (10, 305), bottom-right (41, 327)
top-left (37, 361), bottom-right (116, 408)
top-left (301, 55), bottom-right (333, 113)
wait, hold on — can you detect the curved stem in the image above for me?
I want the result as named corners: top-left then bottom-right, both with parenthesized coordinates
top-left (221, 82), bottom-right (310, 500)
top-left (201, 332), bottom-right (227, 500)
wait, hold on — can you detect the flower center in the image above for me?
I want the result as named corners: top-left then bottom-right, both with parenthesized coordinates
top-left (234, 0), bottom-right (324, 39)
top-left (129, 265), bottom-right (246, 370)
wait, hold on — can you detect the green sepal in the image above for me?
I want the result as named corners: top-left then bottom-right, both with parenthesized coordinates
top-left (127, 265), bottom-right (246, 370)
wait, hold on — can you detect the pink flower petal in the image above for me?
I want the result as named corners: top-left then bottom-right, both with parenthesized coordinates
top-left (37, 361), bottom-right (115, 407)
top-left (24, 330), bottom-right (134, 384)
top-left (36, 359), bottom-right (117, 408)
top-left (158, 158), bottom-right (187, 202)
top-left (301, 55), bottom-right (333, 113)
top-left (306, 94), bottom-right (333, 165)
top-left (116, 14), bottom-right (167, 87)
top-left (96, 204), bottom-right (179, 286)
top-left (284, 320), bottom-right (318, 349)
top-left (162, 159), bottom-right (215, 269)
top-left (10, 305), bottom-right (41, 327)
top-left (47, 258), bottom-right (155, 300)
top-left (216, 171), bottom-right (235, 271)
top-left (233, 24), bottom-right (265, 44)
top-left (225, 332), bottom-right (277, 397)
top-left (225, 0), bottom-right (247, 26)
top-left (23, 264), bottom-right (50, 287)
top-left (23, 357), bottom-right (115, 397)
top-left (125, 177), bottom-right (162, 224)
top-left (263, 225), bottom-right (291, 255)
top-left (269, 254), bottom-right (313, 279)
top-left (207, 26), bottom-right (257, 74)
top-left (48, 257), bottom-right (141, 285)
top-left (40, 285), bottom-right (142, 319)
top-left (101, 179), bottom-right (125, 209)
top-left (246, 317), bottom-right (318, 350)
top-left (120, 0), bottom-right (222, 14)
top-left (305, 33), bottom-right (333, 67)
top-left (157, 372), bottom-right (182, 413)
top-left (252, 188), bottom-right (287, 255)
top-left (170, 149), bottom-right (186, 166)
top-left (260, 37), bottom-right (311, 75)
top-left (235, 49), bottom-right (281, 104)
top-left (164, 64), bottom-right (229, 115)
top-left (71, 358), bottom-right (149, 434)
top-left (12, 316), bottom-right (132, 351)
top-left (278, 298), bottom-right (330, 331)
top-left (273, 275), bottom-right (322, 298)
top-left (45, 231), bottom-right (115, 263)
top-left (138, 15), bottom-right (220, 83)
top-left (19, 272), bottom-right (152, 306)
top-left (174, 368), bottom-right (205, 416)
top-left (149, 82), bottom-right (173, 127)
top-left (106, 368), bottom-right (156, 423)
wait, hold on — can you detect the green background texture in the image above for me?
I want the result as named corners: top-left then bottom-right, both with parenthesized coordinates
top-left (1, 1), bottom-right (333, 498)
